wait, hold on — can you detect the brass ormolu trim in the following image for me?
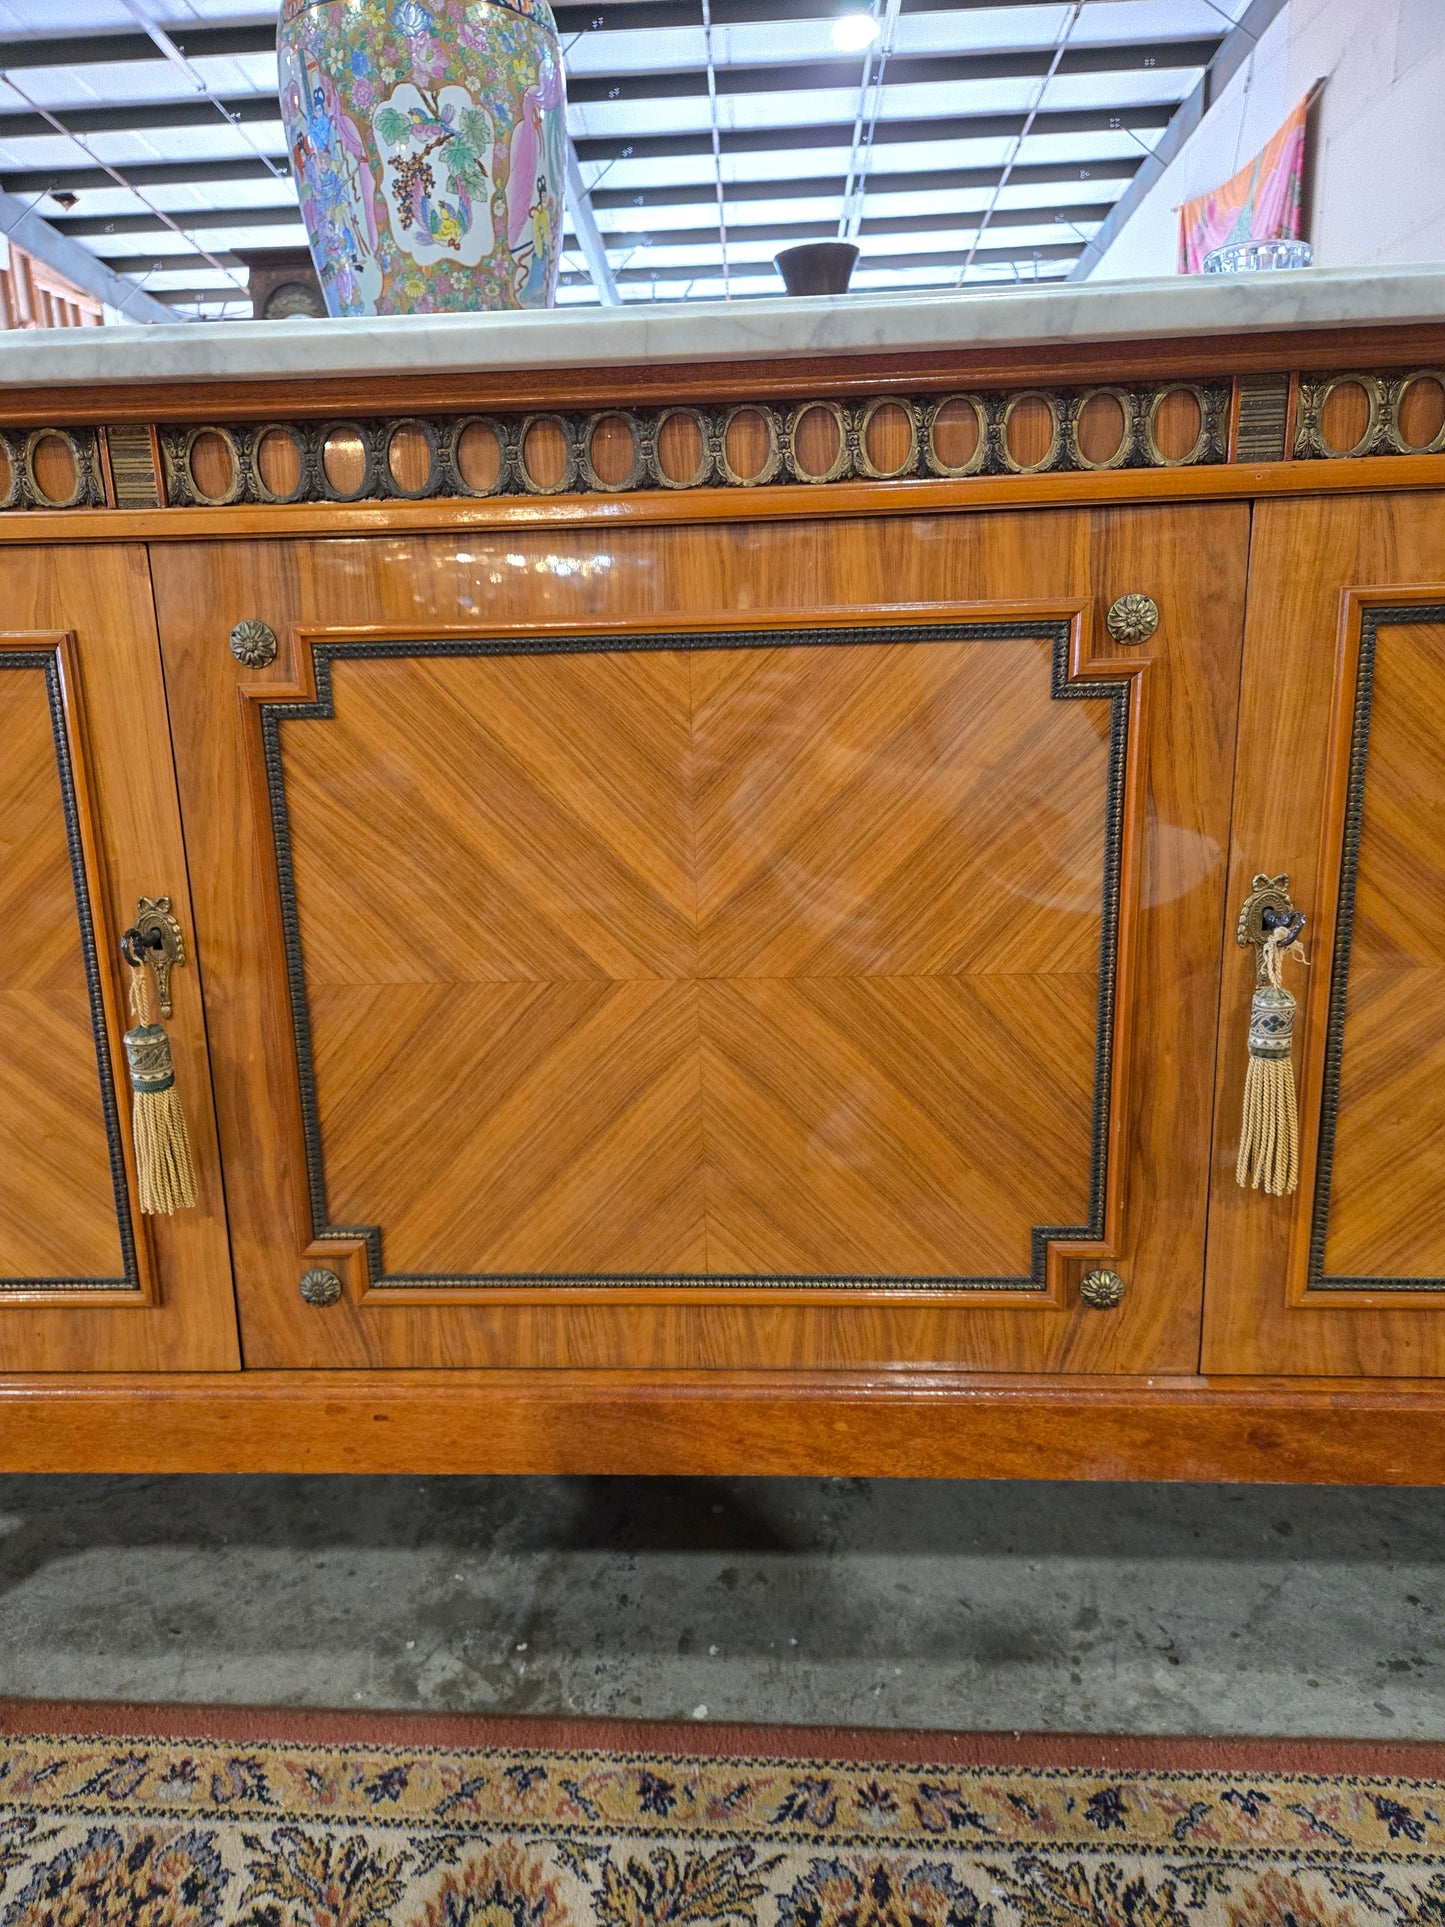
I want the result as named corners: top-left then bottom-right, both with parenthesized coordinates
top-left (230, 619), bottom-right (279, 668)
top-left (130, 895), bottom-right (186, 1022)
top-left (1105, 594), bottom-right (1159, 646)
top-left (1079, 1268), bottom-right (1126, 1308)
top-left (298, 1267), bottom-right (344, 1306)
top-left (0, 428), bottom-right (106, 512)
top-left (1295, 370), bottom-right (1445, 460)
top-left (153, 380), bottom-right (1230, 509)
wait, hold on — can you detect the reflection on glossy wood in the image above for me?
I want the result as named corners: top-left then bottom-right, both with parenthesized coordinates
top-left (154, 502), bottom-right (1247, 1372)
top-left (285, 633), bottom-right (1104, 1284)
top-left (1203, 494), bottom-right (1445, 1376)
top-left (4, 1369), bottom-right (1445, 1484)
top-left (0, 641), bottom-right (123, 1283)
top-left (0, 548), bottom-right (239, 1372)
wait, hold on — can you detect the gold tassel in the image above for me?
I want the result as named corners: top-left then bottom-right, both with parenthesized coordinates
top-left (124, 963), bottom-right (198, 1214)
top-left (1235, 930), bottom-right (1302, 1197)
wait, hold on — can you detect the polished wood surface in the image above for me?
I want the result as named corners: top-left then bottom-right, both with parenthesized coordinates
top-left (154, 502), bottom-right (1246, 1372)
top-left (0, 634), bottom-right (126, 1285)
top-left (0, 548), bottom-right (238, 1371)
top-left (2, 1368), bottom-right (1445, 1482)
top-left (286, 636), bottom-right (1102, 1283)
top-left (4, 452), bottom-right (1445, 552)
top-left (1323, 618), bottom-right (1445, 1282)
top-left (1203, 494), bottom-right (1445, 1376)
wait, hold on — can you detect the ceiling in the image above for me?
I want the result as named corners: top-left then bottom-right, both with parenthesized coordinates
top-left (0, 0), bottom-right (1252, 317)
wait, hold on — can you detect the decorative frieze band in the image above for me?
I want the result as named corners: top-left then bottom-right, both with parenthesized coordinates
top-left (5, 369), bottom-right (1445, 515)
top-left (153, 382), bottom-right (1231, 509)
top-left (1295, 371), bottom-right (1445, 459)
top-left (0, 427), bottom-right (106, 511)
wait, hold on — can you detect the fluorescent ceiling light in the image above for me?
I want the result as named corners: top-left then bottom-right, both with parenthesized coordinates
top-left (832, 11), bottom-right (881, 52)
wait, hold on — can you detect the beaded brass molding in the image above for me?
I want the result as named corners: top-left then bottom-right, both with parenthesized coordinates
top-left (155, 382), bottom-right (1230, 508)
top-left (1295, 370), bottom-right (1445, 459)
top-left (0, 427), bottom-right (106, 511)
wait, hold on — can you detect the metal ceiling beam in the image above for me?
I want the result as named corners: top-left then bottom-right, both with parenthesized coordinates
top-left (1069, 0), bottom-right (1290, 279)
top-left (573, 101), bottom-right (1175, 163)
top-left (1, 157), bottom-right (291, 192)
top-left (563, 39), bottom-right (1215, 103)
top-left (0, 92), bottom-right (1177, 153)
top-left (84, 198), bottom-right (1102, 256)
top-left (0, 188), bottom-right (171, 320)
top-left (0, 96), bottom-right (282, 140)
top-left (56, 206), bottom-right (305, 237)
top-left (563, 137), bottom-right (622, 304)
top-left (0, 0), bottom-right (1230, 63)
top-left (3, 152), bottom-right (1138, 205)
top-left (560, 237), bottom-right (1081, 281)
top-left (590, 155), bottom-right (1140, 208)
top-left (58, 192), bottom-right (1110, 244)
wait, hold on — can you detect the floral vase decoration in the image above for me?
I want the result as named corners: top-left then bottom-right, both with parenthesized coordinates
top-left (277, 0), bottom-right (567, 316)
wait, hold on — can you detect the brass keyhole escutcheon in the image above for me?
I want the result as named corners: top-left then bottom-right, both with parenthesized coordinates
top-left (1079, 1268), bottom-right (1126, 1309)
top-left (299, 1267), bottom-right (343, 1307)
top-left (1105, 594), bottom-right (1159, 645)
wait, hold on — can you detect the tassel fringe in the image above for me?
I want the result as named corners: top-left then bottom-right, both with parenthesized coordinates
top-left (1236, 1049), bottom-right (1299, 1195)
top-left (1235, 932), bottom-right (1302, 1197)
top-left (124, 966), bottom-right (198, 1215)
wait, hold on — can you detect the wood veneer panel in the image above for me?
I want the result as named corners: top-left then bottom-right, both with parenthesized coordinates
top-left (0, 657), bottom-right (123, 1281)
top-left (0, 547), bottom-right (239, 1371)
top-left (153, 502), bottom-right (1246, 1373)
top-left (1324, 623), bottom-right (1445, 1280)
top-left (1, 1370), bottom-right (1444, 1483)
top-left (1203, 493), bottom-right (1445, 1375)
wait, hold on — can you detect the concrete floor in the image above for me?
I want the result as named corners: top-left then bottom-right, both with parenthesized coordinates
top-left (0, 1476), bottom-right (1439, 1738)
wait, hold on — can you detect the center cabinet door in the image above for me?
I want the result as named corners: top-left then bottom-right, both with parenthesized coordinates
top-left (153, 504), bottom-right (1246, 1371)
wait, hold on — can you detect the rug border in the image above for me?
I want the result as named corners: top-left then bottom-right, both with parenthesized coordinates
top-left (1, 1700), bottom-right (1442, 1782)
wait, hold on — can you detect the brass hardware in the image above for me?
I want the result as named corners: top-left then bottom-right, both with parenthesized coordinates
top-left (1237, 873), bottom-right (1307, 984)
top-left (230, 618), bottom-right (278, 668)
top-left (299, 1266), bottom-right (343, 1306)
top-left (1079, 1268), bottom-right (1126, 1309)
top-left (1105, 593), bottom-right (1159, 645)
top-left (118, 895), bottom-right (185, 1020)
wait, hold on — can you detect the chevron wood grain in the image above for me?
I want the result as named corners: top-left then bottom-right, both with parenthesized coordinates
top-left (1322, 620), bottom-right (1445, 1282)
top-left (280, 633), bottom-right (1107, 1284)
top-left (155, 505), bottom-right (1248, 1373)
top-left (0, 655), bottom-right (123, 1284)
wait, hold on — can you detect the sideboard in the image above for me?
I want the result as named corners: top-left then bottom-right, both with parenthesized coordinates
top-left (3, 267), bottom-right (1445, 1480)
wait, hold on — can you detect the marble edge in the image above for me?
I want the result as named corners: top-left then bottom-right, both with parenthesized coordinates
top-left (1, 265), bottom-right (1443, 392)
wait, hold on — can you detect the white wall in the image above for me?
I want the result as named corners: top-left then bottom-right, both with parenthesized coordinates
top-left (1087, 0), bottom-right (1445, 280)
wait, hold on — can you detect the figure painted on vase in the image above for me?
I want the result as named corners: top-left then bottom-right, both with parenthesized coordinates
top-left (278, 0), bottom-right (567, 315)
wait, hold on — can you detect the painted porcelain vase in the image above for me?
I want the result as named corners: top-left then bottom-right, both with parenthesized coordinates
top-left (278, 0), bottom-right (567, 316)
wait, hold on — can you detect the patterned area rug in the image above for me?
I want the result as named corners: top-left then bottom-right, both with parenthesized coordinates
top-left (0, 1705), bottom-right (1442, 1926)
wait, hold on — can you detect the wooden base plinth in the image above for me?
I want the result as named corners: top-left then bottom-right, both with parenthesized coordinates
top-left (0, 1372), bottom-right (1440, 1483)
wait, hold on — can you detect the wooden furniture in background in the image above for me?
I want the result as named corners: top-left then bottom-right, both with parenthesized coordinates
top-left (1, 334), bottom-right (1444, 1476)
top-left (0, 243), bottom-right (105, 332)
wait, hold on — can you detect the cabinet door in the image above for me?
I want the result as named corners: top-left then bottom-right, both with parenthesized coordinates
top-left (1205, 493), bottom-right (1445, 1375)
top-left (0, 545), bottom-right (237, 1371)
top-left (154, 505), bottom-right (1245, 1373)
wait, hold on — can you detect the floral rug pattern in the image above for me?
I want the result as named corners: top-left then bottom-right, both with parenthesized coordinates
top-left (0, 1730), bottom-right (1441, 1926)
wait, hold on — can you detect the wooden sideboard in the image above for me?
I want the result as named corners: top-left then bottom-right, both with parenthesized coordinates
top-left (3, 308), bottom-right (1445, 1480)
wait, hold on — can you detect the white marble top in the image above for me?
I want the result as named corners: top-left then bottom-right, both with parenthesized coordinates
top-left (1, 264), bottom-right (1442, 390)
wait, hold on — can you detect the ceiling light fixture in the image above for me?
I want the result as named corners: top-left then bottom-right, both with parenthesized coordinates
top-left (832, 12), bottom-right (881, 52)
